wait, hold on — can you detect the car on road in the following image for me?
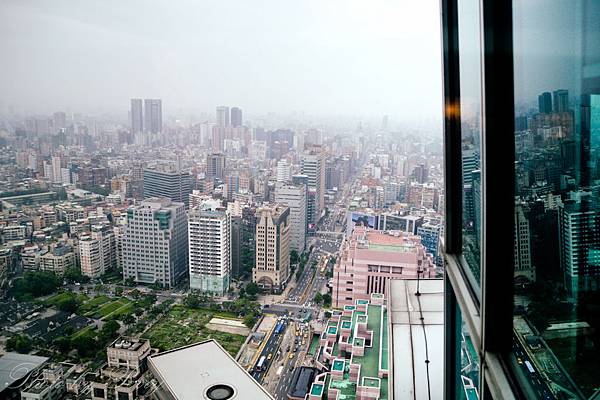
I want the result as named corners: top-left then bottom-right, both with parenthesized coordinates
top-left (289, 353), bottom-right (294, 359)
top-left (267, 353), bottom-right (273, 360)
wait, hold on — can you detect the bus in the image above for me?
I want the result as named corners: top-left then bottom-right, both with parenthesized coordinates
top-left (256, 355), bottom-right (267, 371)
top-left (524, 360), bottom-right (535, 374)
top-left (274, 321), bottom-right (285, 335)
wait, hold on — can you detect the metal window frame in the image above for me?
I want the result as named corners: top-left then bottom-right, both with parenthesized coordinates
top-left (441, 0), bottom-right (518, 398)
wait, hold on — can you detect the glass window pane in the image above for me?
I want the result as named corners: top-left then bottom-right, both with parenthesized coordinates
top-left (453, 299), bottom-right (481, 399)
top-left (513, 1), bottom-right (600, 398)
top-left (457, 0), bottom-right (482, 289)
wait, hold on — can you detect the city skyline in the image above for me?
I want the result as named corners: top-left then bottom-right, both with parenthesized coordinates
top-left (0, 0), bottom-right (443, 124)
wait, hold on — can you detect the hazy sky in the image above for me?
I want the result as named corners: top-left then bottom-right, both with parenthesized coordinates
top-left (0, 0), bottom-right (442, 122)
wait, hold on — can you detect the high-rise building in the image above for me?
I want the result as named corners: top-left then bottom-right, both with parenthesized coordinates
top-left (332, 227), bottom-right (436, 308)
top-left (216, 106), bottom-right (229, 127)
top-left (79, 225), bottom-right (116, 278)
top-left (301, 148), bottom-right (326, 225)
top-left (559, 193), bottom-right (600, 297)
top-left (188, 198), bottom-right (230, 295)
top-left (143, 164), bottom-right (192, 208)
top-left (275, 182), bottom-right (307, 253)
top-left (230, 107), bottom-right (242, 127)
top-left (276, 159), bottom-right (291, 183)
top-left (122, 198), bottom-right (188, 288)
top-left (206, 153), bottom-right (226, 181)
top-left (52, 111), bottom-right (66, 133)
top-left (553, 89), bottom-right (569, 113)
top-left (130, 99), bottom-right (143, 135)
top-left (144, 99), bottom-right (162, 134)
top-left (514, 202), bottom-right (535, 284)
top-left (538, 91), bottom-right (553, 113)
top-left (253, 204), bottom-right (291, 292)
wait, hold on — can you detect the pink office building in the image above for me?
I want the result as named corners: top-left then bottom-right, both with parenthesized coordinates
top-left (332, 227), bottom-right (436, 308)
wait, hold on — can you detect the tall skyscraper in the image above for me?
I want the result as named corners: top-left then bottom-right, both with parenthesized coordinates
top-left (53, 111), bottom-right (66, 133)
top-left (143, 164), bottom-right (192, 208)
top-left (130, 99), bottom-right (143, 135)
top-left (553, 89), bottom-right (569, 113)
top-left (188, 198), bottom-right (231, 295)
top-left (253, 204), bottom-right (291, 292)
top-left (559, 193), bottom-right (600, 297)
top-left (538, 91), bottom-right (553, 113)
top-left (216, 106), bottom-right (229, 127)
top-left (514, 202), bottom-right (535, 283)
top-left (123, 198), bottom-right (188, 288)
top-left (276, 159), bottom-right (291, 183)
top-left (206, 153), bottom-right (226, 181)
top-left (275, 182), bottom-right (307, 253)
top-left (301, 148), bottom-right (326, 225)
top-left (144, 99), bottom-right (162, 134)
top-left (230, 107), bottom-right (242, 127)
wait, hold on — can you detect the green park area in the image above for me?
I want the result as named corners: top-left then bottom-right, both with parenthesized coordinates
top-left (44, 292), bottom-right (133, 320)
top-left (142, 305), bottom-right (246, 356)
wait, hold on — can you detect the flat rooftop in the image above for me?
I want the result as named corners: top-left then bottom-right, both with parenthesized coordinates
top-left (148, 339), bottom-right (272, 400)
top-left (0, 352), bottom-right (48, 392)
top-left (389, 279), bottom-right (444, 400)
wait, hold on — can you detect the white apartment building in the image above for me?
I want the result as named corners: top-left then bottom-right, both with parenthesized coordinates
top-left (188, 198), bottom-right (231, 296)
top-left (274, 182), bottom-right (307, 253)
top-left (122, 198), bottom-right (188, 288)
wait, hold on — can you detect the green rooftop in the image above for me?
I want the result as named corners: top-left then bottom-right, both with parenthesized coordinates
top-left (354, 337), bottom-right (365, 347)
top-left (333, 359), bottom-right (345, 371)
top-left (357, 299), bottom-right (369, 305)
top-left (311, 383), bottom-right (324, 396)
top-left (369, 243), bottom-right (413, 253)
top-left (363, 377), bottom-right (380, 388)
top-left (342, 320), bottom-right (352, 329)
top-left (381, 308), bottom-right (389, 370)
top-left (328, 326), bottom-right (338, 335)
top-left (344, 305), bottom-right (356, 311)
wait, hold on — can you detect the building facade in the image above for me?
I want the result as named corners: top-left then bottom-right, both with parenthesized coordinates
top-left (332, 227), bottom-right (436, 308)
top-left (253, 204), bottom-right (291, 292)
top-left (188, 199), bottom-right (231, 296)
top-left (143, 165), bottom-right (192, 208)
top-left (274, 182), bottom-right (307, 253)
top-left (122, 198), bottom-right (188, 288)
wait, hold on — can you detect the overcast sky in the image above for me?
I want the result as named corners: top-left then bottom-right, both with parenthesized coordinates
top-left (0, 0), bottom-right (442, 122)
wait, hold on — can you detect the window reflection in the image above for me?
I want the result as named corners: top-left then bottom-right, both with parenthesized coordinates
top-left (457, 0), bottom-right (482, 288)
top-left (513, 1), bottom-right (600, 397)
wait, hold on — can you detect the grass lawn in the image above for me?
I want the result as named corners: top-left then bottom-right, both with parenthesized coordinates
top-left (80, 295), bottom-right (111, 315)
top-left (97, 298), bottom-right (132, 319)
top-left (45, 292), bottom-right (88, 307)
top-left (142, 306), bottom-right (246, 356)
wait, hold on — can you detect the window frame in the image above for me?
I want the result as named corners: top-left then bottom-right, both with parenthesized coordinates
top-left (441, 0), bottom-right (519, 398)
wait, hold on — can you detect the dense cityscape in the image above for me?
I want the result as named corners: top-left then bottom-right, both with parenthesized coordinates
top-left (0, 101), bottom-right (447, 399)
top-left (1, 1), bottom-right (600, 400)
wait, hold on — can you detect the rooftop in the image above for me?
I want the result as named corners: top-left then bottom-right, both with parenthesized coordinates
top-left (0, 352), bottom-right (48, 392)
top-left (148, 339), bottom-right (272, 400)
top-left (389, 279), bottom-right (444, 400)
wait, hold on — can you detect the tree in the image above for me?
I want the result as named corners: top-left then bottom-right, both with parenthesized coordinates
top-left (290, 250), bottom-right (299, 265)
top-left (122, 314), bottom-right (135, 326)
top-left (6, 335), bottom-right (33, 353)
top-left (313, 292), bottom-right (323, 305)
top-left (71, 333), bottom-right (97, 358)
top-left (184, 294), bottom-right (200, 309)
top-left (99, 320), bottom-right (120, 342)
top-left (53, 336), bottom-right (71, 353)
top-left (243, 312), bottom-right (259, 328)
top-left (322, 293), bottom-right (332, 307)
top-left (245, 282), bottom-right (259, 297)
top-left (57, 297), bottom-right (79, 313)
top-left (114, 287), bottom-right (124, 296)
top-left (10, 272), bottom-right (61, 301)
top-left (64, 267), bottom-right (89, 284)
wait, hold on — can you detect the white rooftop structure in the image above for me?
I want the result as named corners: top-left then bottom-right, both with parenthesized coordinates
top-left (148, 339), bottom-right (273, 400)
top-left (388, 279), bottom-right (444, 400)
